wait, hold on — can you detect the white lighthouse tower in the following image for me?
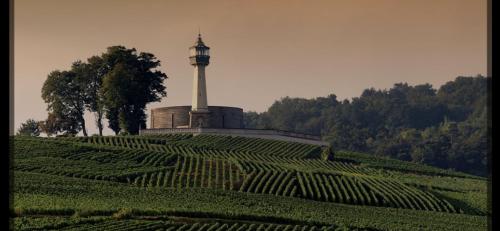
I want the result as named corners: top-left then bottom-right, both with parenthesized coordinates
top-left (189, 33), bottom-right (210, 111)
top-left (189, 33), bottom-right (211, 127)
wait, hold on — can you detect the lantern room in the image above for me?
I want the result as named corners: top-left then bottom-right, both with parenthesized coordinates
top-left (189, 34), bottom-right (210, 66)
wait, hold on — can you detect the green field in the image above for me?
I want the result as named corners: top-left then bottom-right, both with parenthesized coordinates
top-left (11, 134), bottom-right (489, 230)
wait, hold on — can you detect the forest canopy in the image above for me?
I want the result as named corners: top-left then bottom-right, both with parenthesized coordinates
top-left (244, 76), bottom-right (490, 176)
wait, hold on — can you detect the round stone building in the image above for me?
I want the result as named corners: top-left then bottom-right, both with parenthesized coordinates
top-left (149, 33), bottom-right (244, 129)
top-left (150, 106), bottom-right (243, 129)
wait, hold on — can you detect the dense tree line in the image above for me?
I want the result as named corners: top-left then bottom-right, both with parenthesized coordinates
top-left (244, 76), bottom-right (489, 176)
top-left (32, 46), bottom-right (167, 136)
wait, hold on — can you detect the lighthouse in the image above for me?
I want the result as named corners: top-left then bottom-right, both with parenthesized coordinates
top-left (148, 33), bottom-right (244, 130)
top-left (189, 33), bottom-right (211, 127)
top-left (145, 33), bottom-right (323, 145)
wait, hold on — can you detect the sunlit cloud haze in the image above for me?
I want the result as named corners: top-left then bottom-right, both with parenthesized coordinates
top-left (14, 0), bottom-right (487, 135)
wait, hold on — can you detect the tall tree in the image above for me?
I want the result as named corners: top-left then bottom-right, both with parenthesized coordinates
top-left (100, 46), bottom-right (167, 134)
top-left (105, 107), bottom-right (121, 135)
top-left (101, 63), bottom-right (134, 134)
top-left (41, 46), bottom-right (167, 136)
top-left (42, 68), bottom-right (88, 136)
top-left (81, 56), bottom-right (107, 136)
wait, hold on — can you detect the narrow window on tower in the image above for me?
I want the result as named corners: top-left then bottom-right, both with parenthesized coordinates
top-left (171, 114), bottom-right (174, 128)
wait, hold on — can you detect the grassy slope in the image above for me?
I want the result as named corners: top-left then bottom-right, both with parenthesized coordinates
top-left (11, 135), bottom-right (489, 231)
top-left (335, 151), bottom-right (488, 215)
top-left (13, 172), bottom-right (486, 231)
top-left (335, 151), bottom-right (485, 179)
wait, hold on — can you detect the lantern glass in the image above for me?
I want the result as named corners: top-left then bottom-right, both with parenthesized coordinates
top-left (190, 47), bottom-right (209, 57)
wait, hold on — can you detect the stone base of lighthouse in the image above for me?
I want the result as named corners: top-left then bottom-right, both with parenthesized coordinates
top-left (189, 111), bottom-right (211, 128)
top-left (149, 106), bottom-right (244, 129)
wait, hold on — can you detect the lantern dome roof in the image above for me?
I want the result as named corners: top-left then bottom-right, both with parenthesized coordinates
top-left (191, 33), bottom-right (209, 49)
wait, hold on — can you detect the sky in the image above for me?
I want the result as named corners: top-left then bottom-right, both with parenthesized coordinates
top-left (13, 0), bottom-right (487, 135)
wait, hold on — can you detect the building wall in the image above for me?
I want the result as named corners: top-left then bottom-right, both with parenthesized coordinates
top-left (151, 106), bottom-right (191, 128)
top-left (208, 106), bottom-right (244, 128)
top-left (150, 106), bottom-right (243, 129)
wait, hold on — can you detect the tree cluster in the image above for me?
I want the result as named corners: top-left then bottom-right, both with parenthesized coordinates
top-left (37, 46), bottom-right (167, 136)
top-left (244, 76), bottom-right (489, 176)
top-left (16, 119), bottom-right (41, 137)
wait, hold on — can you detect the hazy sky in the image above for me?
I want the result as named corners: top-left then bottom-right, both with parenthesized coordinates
top-left (14, 0), bottom-right (487, 135)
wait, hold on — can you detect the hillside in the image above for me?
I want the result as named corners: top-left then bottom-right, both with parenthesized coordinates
top-left (11, 134), bottom-right (488, 230)
top-left (244, 76), bottom-right (489, 176)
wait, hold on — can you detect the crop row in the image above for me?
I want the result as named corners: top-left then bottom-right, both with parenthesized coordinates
top-left (164, 148), bottom-right (304, 163)
top-left (13, 217), bottom-right (348, 231)
top-left (12, 137), bottom-right (460, 214)
top-left (14, 171), bottom-right (487, 231)
top-left (53, 137), bottom-right (375, 177)
top-left (238, 170), bottom-right (458, 213)
top-left (238, 159), bottom-right (375, 176)
top-left (336, 151), bottom-right (482, 179)
top-left (285, 159), bottom-right (374, 175)
top-left (132, 155), bottom-right (244, 190)
top-left (64, 134), bottom-right (323, 160)
top-left (13, 139), bottom-right (458, 214)
top-left (69, 135), bottom-right (170, 149)
top-left (237, 160), bottom-right (289, 172)
top-left (138, 133), bottom-right (194, 142)
top-left (14, 137), bottom-right (325, 171)
top-left (296, 172), bottom-right (457, 213)
top-left (172, 134), bottom-right (322, 159)
top-left (66, 133), bottom-right (193, 144)
top-left (57, 135), bottom-right (322, 163)
top-left (12, 156), bottom-right (459, 214)
top-left (357, 177), bottom-right (457, 213)
top-left (13, 156), bottom-right (175, 184)
top-left (239, 170), bottom-right (298, 197)
top-left (75, 221), bottom-right (340, 231)
top-left (13, 136), bottom-right (98, 159)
